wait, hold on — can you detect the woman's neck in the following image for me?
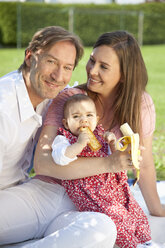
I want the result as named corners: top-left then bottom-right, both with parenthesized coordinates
top-left (95, 93), bottom-right (115, 131)
top-left (96, 90), bottom-right (116, 110)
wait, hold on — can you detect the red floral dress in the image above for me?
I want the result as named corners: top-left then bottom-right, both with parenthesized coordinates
top-left (58, 125), bottom-right (151, 248)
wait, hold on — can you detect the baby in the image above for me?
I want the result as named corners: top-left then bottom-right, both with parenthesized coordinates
top-left (51, 93), bottom-right (153, 248)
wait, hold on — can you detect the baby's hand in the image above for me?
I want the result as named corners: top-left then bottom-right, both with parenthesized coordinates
top-left (103, 131), bottom-right (117, 153)
top-left (77, 131), bottom-right (90, 148)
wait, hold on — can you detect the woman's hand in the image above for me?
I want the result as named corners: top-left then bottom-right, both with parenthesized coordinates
top-left (107, 148), bottom-right (134, 173)
top-left (160, 204), bottom-right (165, 217)
top-left (103, 131), bottom-right (117, 153)
top-left (157, 204), bottom-right (165, 217)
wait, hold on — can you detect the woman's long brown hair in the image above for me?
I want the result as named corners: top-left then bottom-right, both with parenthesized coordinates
top-left (78, 31), bottom-right (148, 134)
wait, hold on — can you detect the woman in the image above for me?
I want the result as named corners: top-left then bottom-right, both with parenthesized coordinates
top-left (34, 31), bottom-right (165, 245)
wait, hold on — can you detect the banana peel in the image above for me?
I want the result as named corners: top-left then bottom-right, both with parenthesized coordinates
top-left (116, 123), bottom-right (140, 186)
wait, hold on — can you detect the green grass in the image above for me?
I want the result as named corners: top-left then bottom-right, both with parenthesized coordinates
top-left (0, 45), bottom-right (165, 180)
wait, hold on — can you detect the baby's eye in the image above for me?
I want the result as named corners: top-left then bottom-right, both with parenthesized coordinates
top-left (87, 114), bottom-right (93, 117)
top-left (73, 115), bottom-right (79, 119)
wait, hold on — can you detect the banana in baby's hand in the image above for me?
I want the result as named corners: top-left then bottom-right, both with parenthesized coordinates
top-left (80, 127), bottom-right (102, 151)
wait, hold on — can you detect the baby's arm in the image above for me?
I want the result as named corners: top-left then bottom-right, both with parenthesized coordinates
top-left (52, 132), bottom-right (90, 166)
top-left (103, 131), bottom-right (117, 153)
top-left (65, 131), bottom-right (90, 159)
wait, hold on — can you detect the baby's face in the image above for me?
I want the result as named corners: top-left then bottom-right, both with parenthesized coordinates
top-left (64, 100), bottom-right (98, 136)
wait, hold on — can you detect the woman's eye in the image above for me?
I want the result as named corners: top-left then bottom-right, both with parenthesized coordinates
top-left (90, 58), bottom-right (95, 64)
top-left (101, 64), bottom-right (108, 70)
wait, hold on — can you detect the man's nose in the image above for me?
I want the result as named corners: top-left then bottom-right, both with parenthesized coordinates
top-left (50, 67), bottom-right (63, 83)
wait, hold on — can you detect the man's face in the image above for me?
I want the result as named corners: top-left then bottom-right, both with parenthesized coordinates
top-left (27, 40), bottom-right (76, 102)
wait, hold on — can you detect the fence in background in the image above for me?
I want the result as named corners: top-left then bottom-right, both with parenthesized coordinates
top-left (16, 5), bottom-right (144, 48)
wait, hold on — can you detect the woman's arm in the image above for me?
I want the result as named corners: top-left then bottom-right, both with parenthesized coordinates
top-left (138, 134), bottom-right (165, 217)
top-left (34, 125), bottom-right (133, 180)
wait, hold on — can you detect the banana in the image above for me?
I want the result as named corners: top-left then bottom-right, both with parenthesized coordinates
top-left (116, 123), bottom-right (140, 186)
top-left (80, 127), bottom-right (102, 151)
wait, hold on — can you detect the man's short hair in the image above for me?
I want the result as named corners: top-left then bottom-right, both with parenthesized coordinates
top-left (19, 26), bottom-right (84, 71)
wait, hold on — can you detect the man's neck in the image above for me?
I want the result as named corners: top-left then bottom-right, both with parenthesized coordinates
top-left (22, 70), bottom-right (44, 110)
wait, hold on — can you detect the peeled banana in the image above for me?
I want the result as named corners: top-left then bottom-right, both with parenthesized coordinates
top-left (80, 126), bottom-right (102, 151)
top-left (116, 123), bottom-right (140, 186)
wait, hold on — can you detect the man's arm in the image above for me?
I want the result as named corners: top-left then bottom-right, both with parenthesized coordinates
top-left (0, 112), bottom-right (15, 172)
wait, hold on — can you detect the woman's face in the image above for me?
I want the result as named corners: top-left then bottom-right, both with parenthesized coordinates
top-left (86, 45), bottom-right (121, 97)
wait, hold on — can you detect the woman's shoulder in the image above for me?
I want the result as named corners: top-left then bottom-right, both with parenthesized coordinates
top-left (141, 91), bottom-right (155, 108)
top-left (56, 87), bottom-right (87, 100)
top-left (141, 91), bottom-right (156, 138)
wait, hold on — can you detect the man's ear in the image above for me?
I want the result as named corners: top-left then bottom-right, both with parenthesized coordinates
top-left (62, 119), bottom-right (69, 130)
top-left (24, 50), bottom-right (32, 67)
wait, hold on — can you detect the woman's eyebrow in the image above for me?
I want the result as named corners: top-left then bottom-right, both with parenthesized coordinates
top-left (101, 61), bottom-right (111, 67)
top-left (90, 55), bottom-right (111, 67)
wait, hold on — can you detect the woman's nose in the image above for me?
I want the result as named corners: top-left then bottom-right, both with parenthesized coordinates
top-left (90, 65), bottom-right (98, 76)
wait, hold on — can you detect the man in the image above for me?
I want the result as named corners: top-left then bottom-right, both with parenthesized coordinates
top-left (0, 26), bottom-right (83, 190)
top-left (0, 26), bottom-right (117, 248)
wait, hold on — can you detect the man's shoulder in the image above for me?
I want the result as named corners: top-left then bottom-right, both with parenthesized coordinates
top-left (0, 70), bottom-right (19, 82)
top-left (0, 70), bottom-right (21, 93)
top-left (0, 71), bottom-right (21, 112)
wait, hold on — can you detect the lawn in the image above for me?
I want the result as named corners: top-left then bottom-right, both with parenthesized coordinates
top-left (0, 45), bottom-right (165, 180)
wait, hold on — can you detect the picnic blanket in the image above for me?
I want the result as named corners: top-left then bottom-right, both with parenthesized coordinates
top-left (1, 181), bottom-right (165, 248)
top-left (131, 181), bottom-right (165, 245)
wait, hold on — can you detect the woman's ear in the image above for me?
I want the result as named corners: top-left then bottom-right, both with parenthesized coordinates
top-left (120, 74), bottom-right (124, 83)
top-left (97, 115), bottom-right (100, 123)
top-left (62, 119), bottom-right (69, 130)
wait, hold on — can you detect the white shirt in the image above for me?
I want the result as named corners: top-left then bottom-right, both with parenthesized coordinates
top-left (0, 71), bottom-right (50, 189)
top-left (52, 135), bottom-right (78, 166)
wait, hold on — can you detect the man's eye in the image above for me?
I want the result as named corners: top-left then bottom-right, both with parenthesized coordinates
top-left (65, 66), bottom-right (72, 71)
top-left (47, 60), bottom-right (55, 64)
